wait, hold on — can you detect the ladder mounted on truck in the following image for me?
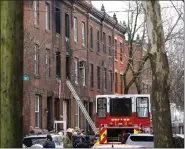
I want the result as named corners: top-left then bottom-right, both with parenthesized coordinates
top-left (66, 80), bottom-right (98, 134)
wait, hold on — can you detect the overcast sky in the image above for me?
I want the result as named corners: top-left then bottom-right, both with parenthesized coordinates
top-left (91, 1), bottom-right (183, 40)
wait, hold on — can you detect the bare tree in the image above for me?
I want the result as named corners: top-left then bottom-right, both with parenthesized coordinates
top-left (142, 1), bottom-right (173, 147)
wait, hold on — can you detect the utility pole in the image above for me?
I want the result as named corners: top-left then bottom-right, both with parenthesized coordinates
top-left (0, 1), bottom-right (23, 147)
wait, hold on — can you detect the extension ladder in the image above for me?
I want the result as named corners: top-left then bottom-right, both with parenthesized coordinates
top-left (66, 80), bottom-right (98, 134)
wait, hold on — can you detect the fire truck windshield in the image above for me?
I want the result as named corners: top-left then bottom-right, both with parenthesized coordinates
top-left (110, 98), bottom-right (132, 117)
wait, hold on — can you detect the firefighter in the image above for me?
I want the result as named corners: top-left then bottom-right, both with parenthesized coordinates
top-left (139, 124), bottom-right (143, 133)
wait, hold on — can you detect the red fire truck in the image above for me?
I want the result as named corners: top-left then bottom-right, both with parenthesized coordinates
top-left (95, 94), bottom-right (152, 143)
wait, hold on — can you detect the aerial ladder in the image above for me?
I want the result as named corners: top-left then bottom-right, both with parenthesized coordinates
top-left (66, 80), bottom-right (98, 134)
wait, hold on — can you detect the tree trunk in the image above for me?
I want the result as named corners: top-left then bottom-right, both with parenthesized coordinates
top-left (142, 1), bottom-right (173, 148)
top-left (0, 1), bottom-right (23, 147)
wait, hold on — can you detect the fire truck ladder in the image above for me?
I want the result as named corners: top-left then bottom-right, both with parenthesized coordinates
top-left (66, 80), bottom-right (98, 134)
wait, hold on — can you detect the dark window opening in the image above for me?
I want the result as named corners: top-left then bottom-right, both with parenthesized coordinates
top-left (103, 32), bottom-right (106, 53)
top-left (110, 98), bottom-right (132, 117)
top-left (104, 68), bottom-right (107, 90)
top-left (110, 70), bottom-right (113, 92)
top-left (90, 26), bottom-right (93, 49)
top-left (97, 98), bottom-right (107, 118)
top-left (120, 74), bottom-right (123, 94)
top-left (90, 63), bottom-right (94, 88)
top-left (136, 97), bottom-right (149, 118)
top-left (97, 30), bottom-right (100, 51)
top-left (56, 52), bottom-right (61, 78)
top-left (109, 36), bottom-right (111, 55)
top-left (120, 42), bottom-right (123, 61)
top-left (66, 56), bottom-right (70, 79)
top-left (115, 39), bottom-right (117, 59)
top-left (97, 66), bottom-right (101, 90)
top-left (65, 13), bottom-right (69, 38)
top-left (55, 7), bottom-right (60, 34)
top-left (115, 72), bottom-right (118, 93)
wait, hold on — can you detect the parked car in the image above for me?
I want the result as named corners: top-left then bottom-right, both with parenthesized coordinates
top-left (22, 134), bottom-right (63, 148)
top-left (124, 133), bottom-right (184, 148)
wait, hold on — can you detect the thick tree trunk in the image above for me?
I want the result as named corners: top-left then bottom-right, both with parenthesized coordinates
top-left (142, 1), bottom-right (173, 148)
top-left (0, 1), bottom-right (23, 147)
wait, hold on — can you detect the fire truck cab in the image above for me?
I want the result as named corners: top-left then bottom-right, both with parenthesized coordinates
top-left (95, 94), bottom-right (151, 143)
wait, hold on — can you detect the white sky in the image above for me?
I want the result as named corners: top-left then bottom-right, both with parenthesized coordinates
top-left (91, 1), bottom-right (184, 40)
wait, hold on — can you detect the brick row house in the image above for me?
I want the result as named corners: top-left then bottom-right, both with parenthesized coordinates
top-left (23, 0), bottom-right (126, 135)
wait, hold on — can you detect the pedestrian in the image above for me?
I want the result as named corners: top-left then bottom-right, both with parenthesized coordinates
top-left (43, 134), bottom-right (56, 148)
top-left (63, 128), bottom-right (74, 148)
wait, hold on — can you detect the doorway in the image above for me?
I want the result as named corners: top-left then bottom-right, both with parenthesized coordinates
top-left (47, 97), bottom-right (52, 131)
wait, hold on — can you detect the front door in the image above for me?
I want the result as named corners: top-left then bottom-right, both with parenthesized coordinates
top-left (47, 97), bottom-right (52, 131)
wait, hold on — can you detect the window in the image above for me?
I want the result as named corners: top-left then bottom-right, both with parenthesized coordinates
top-left (103, 32), bottom-right (106, 53)
top-left (120, 74), bottom-right (123, 94)
top-left (109, 36), bottom-right (111, 55)
top-left (115, 39), bottom-right (117, 59)
top-left (110, 70), bottom-right (113, 92)
top-left (115, 72), bottom-right (118, 93)
top-left (82, 63), bottom-right (86, 86)
top-left (97, 66), bottom-right (101, 90)
top-left (110, 97), bottom-right (132, 116)
top-left (120, 42), bottom-right (123, 61)
top-left (56, 52), bottom-right (61, 78)
top-left (75, 102), bottom-right (79, 128)
top-left (136, 97), bottom-right (149, 118)
top-left (45, 2), bottom-right (50, 30)
top-left (97, 98), bottom-right (107, 118)
top-left (90, 63), bottom-right (94, 88)
top-left (74, 57), bottom-right (78, 84)
top-left (74, 17), bottom-right (78, 41)
top-left (55, 6), bottom-right (60, 34)
top-left (34, 1), bottom-right (39, 25)
top-left (82, 22), bottom-right (85, 45)
top-left (34, 44), bottom-right (39, 75)
top-left (104, 68), bottom-right (107, 90)
top-left (90, 26), bottom-right (93, 49)
top-left (65, 13), bottom-right (69, 38)
top-left (97, 30), bottom-right (100, 51)
top-left (35, 95), bottom-right (40, 128)
top-left (45, 49), bottom-right (50, 77)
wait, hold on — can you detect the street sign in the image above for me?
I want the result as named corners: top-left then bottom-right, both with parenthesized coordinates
top-left (23, 75), bottom-right (29, 81)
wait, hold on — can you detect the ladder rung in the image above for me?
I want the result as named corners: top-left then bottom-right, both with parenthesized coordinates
top-left (66, 80), bottom-right (98, 134)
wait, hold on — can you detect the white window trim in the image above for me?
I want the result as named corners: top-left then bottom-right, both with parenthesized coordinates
top-left (34, 1), bottom-right (38, 25)
top-left (74, 58), bottom-right (78, 84)
top-left (45, 3), bottom-right (50, 30)
top-left (45, 49), bottom-right (50, 77)
top-left (75, 102), bottom-right (79, 128)
top-left (82, 22), bottom-right (85, 46)
top-left (74, 17), bottom-right (78, 42)
top-left (35, 96), bottom-right (40, 128)
top-left (82, 67), bottom-right (86, 86)
top-left (34, 45), bottom-right (39, 75)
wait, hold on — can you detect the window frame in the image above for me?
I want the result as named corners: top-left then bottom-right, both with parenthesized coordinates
top-left (103, 32), bottom-right (106, 53)
top-left (136, 97), bottom-right (149, 118)
top-left (56, 52), bottom-right (61, 78)
top-left (104, 68), bottom-right (107, 90)
top-left (45, 49), bottom-right (50, 77)
top-left (97, 66), bottom-right (101, 90)
top-left (82, 63), bottom-right (86, 86)
top-left (120, 42), bottom-right (123, 62)
top-left (34, 1), bottom-right (39, 25)
top-left (74, 17), bottom-right (78, 42)
top-left (34, 44), bottom-right (39, 75)
top-left (74, 57), bottom-right (78, 84)
top-left (115, 72), bottom-right (118, 93)
top-left (97, 30), bottom-right (100, 51)
top-left (90, 63), bottom-right (94, 88)
top-left (89, 26), bottom-right (93, 49)
top-left (108, 36), bottom-right (111, 55)
top-left (120, 74), bottom-right (123, 94)
top-left (97, 98), bottom-right (107, 118)
top-left (45, 2), bottom-right (50, 30)
top-left (35, 95), bottom-right (40, 128)
top-left (110, 70), bottom-right (113, 92)
top-left (55, 7), bottom-right (60, 34)
top-left (115, 39), bottom-right (117, 59)
top-left (65, 13), bottom-right (70, 38)
top-left (82, 22), bottom-right (85, 46)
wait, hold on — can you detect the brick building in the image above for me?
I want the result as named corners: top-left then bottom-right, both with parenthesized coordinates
top-left (23, 0), bottom-right (126, 135)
